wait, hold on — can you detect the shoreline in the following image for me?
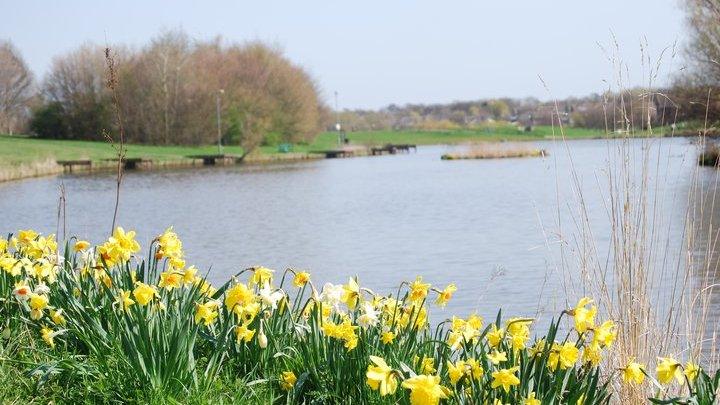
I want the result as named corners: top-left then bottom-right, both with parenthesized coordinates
top-left (0, 152), bottom-right (327, 184)
top-left (0, 129), bottom-right (706, 184)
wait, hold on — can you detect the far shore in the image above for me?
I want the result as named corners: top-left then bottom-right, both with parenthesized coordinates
top-left (0, 126), bottom-right (704, 183)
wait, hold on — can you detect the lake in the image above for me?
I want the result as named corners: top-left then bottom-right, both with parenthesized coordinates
top-left (1, 137), bottom-right (716, 326)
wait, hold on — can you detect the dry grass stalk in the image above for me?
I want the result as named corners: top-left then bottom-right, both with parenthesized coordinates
top-left (542, 39), bottom-right (720, 402)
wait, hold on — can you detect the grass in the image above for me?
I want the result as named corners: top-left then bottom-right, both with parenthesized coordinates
top-left (0, 125), bottom-right (613, 167)
top-left (0, 123), bottom-right (686, 182)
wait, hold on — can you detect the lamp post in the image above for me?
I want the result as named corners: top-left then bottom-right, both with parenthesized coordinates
top-left (334, 91), bottom-right (341, 146)
top-left (216, 89), bottom-right (225, 155)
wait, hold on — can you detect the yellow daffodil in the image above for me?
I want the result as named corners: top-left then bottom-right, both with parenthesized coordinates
top-left (381, 330), bottom-right (396, 344)
top-left (583, 342), bottom-right (602, 366)
top-left (99, 227), bottom-right (140, 266)
top-left (293, 271), bottom-right (311, 287)
top-left (487, 324), bottom-right (504, 348)
top-left (435, 283), bottom-right (456, 307)
top-left (50, 309), bottom-right (66, 326)
top-left (447, 360), bottom-right (467, 385)
top-left (401, 374), bottom-right (450, 405)
top-left (182, 266), bottom-right (198, 284)
top-left (529, 339), bottom-right (546, 357)
top-left (467, 358), bottom-right (484, 380)
top-left (524, 392), bottom-right (541, 405)
top-left (506, 318), bottom-right (532, 351)
top-left (29, 293), bottom-right (49, 320)
top-left (155, 227), bottom-right (183, 260)
top-left (684, 361), bottom-right (700, 382)
top-left (416, 356), bottom-right (436, 375)
top-left (40, 326), bottom-right (55, 348)
top-left (558, 342), bottom-right (579, 370)
top-left (225, 282), bottom-right (254, 311)
top-left (132, 282), bottom-right (158, 306)
top-left (234, 323), bottom-right (256, 343)
top-left (572, 297), bottom-right (596, 333)
top-left (409, 276), bottom-right (431, 303)
top-left (158, 271), bottom-right (183, 290)
top-left (194, 301), bottom-right (219, 326)
top-left (250, 266), bottom-right (274, 286)
top-left (488, 350), bottom-right (508, 365)
top-left (280, 371), bottom-right (296, 391)
top-left (656, 357), bottom-right (683, 384)
top-left (17, 229), bottom-right (38, 246)
top-left (116, 290), bottom-right (135, 311)
top-left (592, 320), bottom-right (616, 347)
top-left (622, 359), bottom-right (645, 385)
top-left (0, 254), bottom-right (20, 276)
top-left (366, 356), bottom-right (398, 396)
top-left (341, 277), bottom-right (361, 309)
top-left (74, 240), bottom-right (90, 252)
top-left (491, 366), bottom-right (520, 393)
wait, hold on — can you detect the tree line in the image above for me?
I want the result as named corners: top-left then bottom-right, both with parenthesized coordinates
top-left (4, 2), bottom-right (720, 147)
top-left (0, 30), bottom-right (328, 156)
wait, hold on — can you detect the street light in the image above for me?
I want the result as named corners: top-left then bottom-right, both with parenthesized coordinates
top-left (216, 89), bottom-right (225, 155)
top-left (334, 91), bottom-right (342, 146)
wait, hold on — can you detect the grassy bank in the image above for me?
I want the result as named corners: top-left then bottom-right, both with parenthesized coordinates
top-left (0, 124), bottom-right (680, 182)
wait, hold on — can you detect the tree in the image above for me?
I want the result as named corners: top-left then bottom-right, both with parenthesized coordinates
top-left (0, 40), bottom-right (34, 134)
top-left (40, 43), bottom-right (113, 140)
top-left (119, 30), bottom-right (192, 144)
top-left (29, 30), bottom-right (324, 146)
top-left (487, 99), bottom-right (510, 120)
top-left (684, 0), bottom-right (720, 85)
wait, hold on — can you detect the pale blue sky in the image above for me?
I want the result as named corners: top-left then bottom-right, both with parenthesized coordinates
top-left (4, 0), bottom-right (685, 109)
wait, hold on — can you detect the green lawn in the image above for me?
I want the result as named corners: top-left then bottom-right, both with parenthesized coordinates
top-left (0, 125), bottom-right (640, 168)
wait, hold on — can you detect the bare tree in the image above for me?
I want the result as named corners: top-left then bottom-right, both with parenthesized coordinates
top-left (684, 1), bottom-right (720, 84)
top-left (0, 40), bottom-right (34, 134)
top-left (42, 43), bottom-right (113, 140)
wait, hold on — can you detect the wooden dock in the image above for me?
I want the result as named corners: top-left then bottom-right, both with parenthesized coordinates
top-left (103, 157), bottom-right (154, 170)
top-left (311, 146), bottom-right (368, 159)
top-left (370, 144), bottom-right (417, 155)
top-left (186, 154), bottom-right (238, 165)
top-left (57, 159), bottom-right (92, 172)
top-left (313, 149), bottom-right (356, 158)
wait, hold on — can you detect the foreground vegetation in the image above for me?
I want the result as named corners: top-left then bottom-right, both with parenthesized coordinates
top-left (0, 228), bottom-right (717, 404)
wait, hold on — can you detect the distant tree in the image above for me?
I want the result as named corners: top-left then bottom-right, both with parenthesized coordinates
top-left (669, 2), bottom-right (720, 123)
top-left (39, 43), bottom-right (113, 140)
top-left (684, 0), bottom-right (720, 85)
top-left (487, 99), bottom-right (510, 120)
top-left (120, 30), bottom-right (192, 144)
top-left (28, 30), bottom-right (324, 146)
top-left (29, 102), bottom-right (67, 138)
top-left (0, 40), bottom-right (34, 134)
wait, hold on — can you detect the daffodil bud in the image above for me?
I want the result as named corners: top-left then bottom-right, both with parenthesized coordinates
top-left (258, 323), bottom-right (268, 349)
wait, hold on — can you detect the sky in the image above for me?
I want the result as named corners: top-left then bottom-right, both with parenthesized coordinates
top-left (3, 0), bottom-right (686, 109)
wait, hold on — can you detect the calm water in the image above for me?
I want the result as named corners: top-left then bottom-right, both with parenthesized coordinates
top-left (0, 138), bottom-right (716, 324)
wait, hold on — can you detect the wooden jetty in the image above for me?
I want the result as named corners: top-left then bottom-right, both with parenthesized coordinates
top-left (103, 157), bottom-right (154, 170)
top-left (313, 149), bottom-right (356, 158)
top-left (311, 145), bottom-right (367, 159)
top-left (370, 144), bottom-right (417, 155)
top-left (57, 159), bottom-right (91, 173)
top-left (186, 154), bottom-right (238, 165)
